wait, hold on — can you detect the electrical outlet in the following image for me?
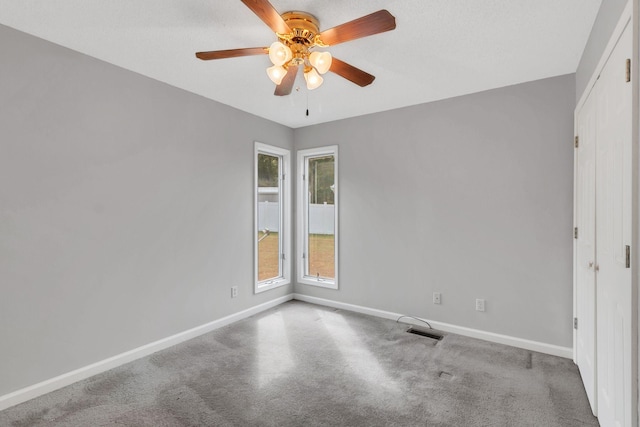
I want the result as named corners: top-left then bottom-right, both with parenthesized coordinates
top-left (231, 286), bottom-right (238, 298)
top-left (475, 298), bottom-right (485, 312)
top-left (433, 292), bottom-right (441, 304)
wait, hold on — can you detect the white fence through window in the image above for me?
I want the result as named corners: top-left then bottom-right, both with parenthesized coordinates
top-left (258, 202), bottom-right (334, 234)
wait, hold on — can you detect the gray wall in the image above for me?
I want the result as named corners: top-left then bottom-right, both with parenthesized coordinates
top-left (575, 0), bottom-right (630, 100)
top-left (0, 17), bottom-right (581, 398)
top-left (0, 24), bottom-right (293, 396)
top-left (294, 74), bottom-right (576, 347)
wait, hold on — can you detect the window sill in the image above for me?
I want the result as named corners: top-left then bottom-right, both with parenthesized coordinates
top-left (298, 277), bottom-right (338, 290)
top-left (255, 278), bottom-right (289, 294)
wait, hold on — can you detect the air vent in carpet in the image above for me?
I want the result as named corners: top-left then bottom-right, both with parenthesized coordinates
top-left (439, 371), bottom-right (453, 380)
top-left (407, 326), bottom-right (444, 340)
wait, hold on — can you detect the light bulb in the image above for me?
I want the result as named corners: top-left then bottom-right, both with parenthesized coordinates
top-left (304, 68), bottom-right (323, 90)
top-left (309, 51), bottom-right (332, 74)
top-left (268, 41), bottom-right (292, 66)
top-left (266, 65), bottom-right (287, 85)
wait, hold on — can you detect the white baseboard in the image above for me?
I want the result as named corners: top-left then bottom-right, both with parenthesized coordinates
top-left (0, 291), bottom-right (572, 412)
top-left (0, 294), bottom-right (293, 412)
top-left (292, 293), bottom-right (573, 359)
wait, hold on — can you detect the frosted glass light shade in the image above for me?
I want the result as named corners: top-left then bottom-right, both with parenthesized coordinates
top-left (309, 51), bottom-right (332, 74)
top-left (304, 68), bottom-right (323, 90)
top-left (267, 65), bottom-right (287, 85)
top-left (268, 42), bottom-right (292, 66)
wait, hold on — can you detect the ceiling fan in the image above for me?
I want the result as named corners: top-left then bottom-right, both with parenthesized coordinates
top-left (195, 0), bottom-right (396, 96)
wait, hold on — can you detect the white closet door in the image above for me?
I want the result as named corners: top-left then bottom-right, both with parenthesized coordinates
top-left (595, 21), bottom-right (632, 427)
top-left (575, 88), bottom-right (597, 414)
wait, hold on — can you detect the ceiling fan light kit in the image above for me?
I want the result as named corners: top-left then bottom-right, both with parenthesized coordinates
top-left (268, 11), bottom-right (331, 90)
top-left (266, 64), bottom-right (287, 85)
top-left (268, 41), bottom-right (292, 66)
top-left (303, 67), bottom-right (323, 90)
top-left (195, 0), bottom-right (396, 96)
top-left (309, 51), bottom-right (332, 75)
top-left (266, 24), bottom-right (331, 90)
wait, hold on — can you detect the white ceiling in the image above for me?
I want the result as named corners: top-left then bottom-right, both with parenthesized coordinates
top-left (0, 0), bottom-right (601, 128)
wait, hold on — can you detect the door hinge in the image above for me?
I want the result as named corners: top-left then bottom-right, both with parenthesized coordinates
top-left (574, 136), bottom-right (579, 148)
top-left (625, 59), bottom-right (631, 82)
top-left (302, 253), bottom-right (306, 259)
top-left (625, 245), bottom-right (630, 268)
top-left (281, 253), bottom-right (286, 260)
top-left (574, 227), bottom-right (578, 239)
top-left (282, 174), bottom-right (285, 181)
top-left (574, 317), bottom-right (578, 330)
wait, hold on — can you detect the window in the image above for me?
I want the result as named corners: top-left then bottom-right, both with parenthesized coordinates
top-left (297, 146), bottom-right (338, 289)
top-left (255, 142), bottom-right (290, 293)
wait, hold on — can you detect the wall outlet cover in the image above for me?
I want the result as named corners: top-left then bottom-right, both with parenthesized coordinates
top-left (433, 292), bottom-right (441, 304)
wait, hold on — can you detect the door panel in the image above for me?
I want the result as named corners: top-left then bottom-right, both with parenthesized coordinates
top-left (575, 88), bottom-right (597, 413)
top-left (595, 21), bottom-right (632, 427)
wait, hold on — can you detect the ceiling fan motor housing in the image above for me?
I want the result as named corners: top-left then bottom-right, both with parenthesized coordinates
top-left (277, 12), bottom-right (323, 66)
top-left (278, 11), bottom-right (320, 46)
top-left (280, 11), bottom-right (320, 45)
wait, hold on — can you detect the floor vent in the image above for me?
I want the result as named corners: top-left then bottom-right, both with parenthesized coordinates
top-left (407, 327), bottom-right (444, 341)
top-left (439, 371), bottom-right (453, 380)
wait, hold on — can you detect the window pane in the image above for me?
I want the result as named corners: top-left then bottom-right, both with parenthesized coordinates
top-left (257, 153), bottom-right (281, 282)
top-left (306, 155), bottom-right (335, 279)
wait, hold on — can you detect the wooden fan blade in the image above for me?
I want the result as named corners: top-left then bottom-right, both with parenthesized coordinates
top-left (241, 0), bottom-right (291, 34)
top-left (196, 47), bottom-right (267, 60)
top-left (330, 58), bottom-right (375, 87)
top-left (318, 10), bottom-right (396, 46)
top-left (274, 65), bottom-right (298, 96)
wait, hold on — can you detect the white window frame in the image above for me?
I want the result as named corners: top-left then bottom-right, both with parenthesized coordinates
top-left (297, 145), bottom-right (339, 289)
top-left (254, 142), bottom-right (291, 293)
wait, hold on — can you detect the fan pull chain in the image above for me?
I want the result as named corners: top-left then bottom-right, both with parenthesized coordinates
top-left (306, 91), bottom-right (309, 117)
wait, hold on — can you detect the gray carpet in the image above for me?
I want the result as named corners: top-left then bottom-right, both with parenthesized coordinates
top-left (0, 301), bottom-right (598, 426)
